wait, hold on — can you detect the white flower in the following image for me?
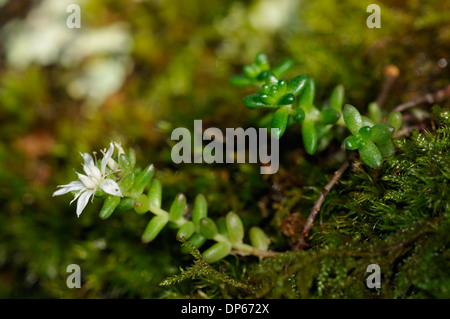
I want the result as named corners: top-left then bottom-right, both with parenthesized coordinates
top-left (53, 142), bottom-right (123, 217)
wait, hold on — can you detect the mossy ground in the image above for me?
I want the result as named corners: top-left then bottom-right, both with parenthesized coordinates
top-left (0, 0), bottom-right (448, 298)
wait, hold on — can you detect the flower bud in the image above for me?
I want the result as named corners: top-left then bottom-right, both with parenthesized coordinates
top-left (134, 194), bottom-right (149, 215)
top-left (249, 226), bottom-right (269, 251)
top-left (202, 241), bottom-right (232, 264)
top-left (99, 195), bottom-right (121, 220)
top-left (226, 212), bottom-right (244, 245)
top-left (141, 215), bottom-right (168, 243)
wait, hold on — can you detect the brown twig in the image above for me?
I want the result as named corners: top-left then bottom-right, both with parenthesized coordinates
top-left (293, 156), bottom-right (353, 250)
top-left (393, 123), bottom-right (429, 138)
top-left (392, 84), bottom-right (450, 113)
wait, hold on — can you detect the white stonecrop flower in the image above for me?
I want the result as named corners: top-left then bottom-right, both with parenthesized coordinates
top-left (53, 142), bottom-right (123, 217)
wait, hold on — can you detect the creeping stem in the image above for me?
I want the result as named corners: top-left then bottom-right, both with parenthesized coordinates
top-left (294, 156), bottom-right (353, 250)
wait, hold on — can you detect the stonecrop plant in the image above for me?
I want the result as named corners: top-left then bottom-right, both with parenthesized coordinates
top-left (55, 52), bottom-right (448, 271)
top-left (231, 52), bottom-right (402, 167)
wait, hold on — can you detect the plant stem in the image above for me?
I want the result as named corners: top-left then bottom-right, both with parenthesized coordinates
top-left (376, 65), bottom-right (399, 108)
top-left (231, 243), bottom-right (279, 259)
top-left (392, 84), bottom-right (450, 113)
top-left (149, 204), bottom-right (169, 218)
top-left (293, 156), bottom-right (353, 250)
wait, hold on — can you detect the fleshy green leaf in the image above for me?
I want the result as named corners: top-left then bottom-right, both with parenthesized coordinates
top-left (199, 217), bottom-right (218, 239)
top-left (193, 194), bottom-right (208, 231)
top-left (370, 124), bottom-right (394, 143)
top-left (141, 215), bottom-right (169, 243)
top-left (358, 140), bottom-right (383, 169)
top-left (133, 194), bottom-right (150, 215)
top-left (272, 59), bottom-right (294, 78)
top-left (229, 75), bottom-right (257, 87)
top-left (368, 102), bottom-right (382, 123)
top-left (271, 106), bottom-right (290, 139)
top-left (343, 104), bottom-right (363, 135)
top-left (226, 212), bottom-right (244, 245)
top-left (202, 241), bottom-right (232, 264)
top-left (147, 179), bottom-right (162, 209)
top-left (176, 221), bottom-right (195, 241)
top-left (329, 84), bottom-right (344, 113)
top-left (243, 94), bottom-right (277, 109)
top-left (297, 78), bottom-right (315, 111)
top-left (386, 111), bottom-right (402, 132)
top-left (99, 195), bottom-right (121, 220)
top-left (319, 108), bottom-right (340, 125)
top-left (169, 193), bottom-right (186, 222)
top-left (249, 227), bottom-right (269, 251)
top-left (292, 107), bottom-right (305, 122)
top-left (130, 164), bottom-right (154, 196)
top-left (286, 75), bottom-right (308, 97)
top-left (302, 118), bottom-right (318, 155)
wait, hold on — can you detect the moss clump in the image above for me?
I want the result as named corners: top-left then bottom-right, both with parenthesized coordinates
top-left (162, 107), bottom-right (450, 298)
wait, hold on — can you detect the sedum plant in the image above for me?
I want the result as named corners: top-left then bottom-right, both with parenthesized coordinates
top-left (54, 53), bottom-right (406, 264)
top-left (54, 53), bottom-right (446, 273)
top-left (231, 52), bottom-right (402, 166)
top-left (54, 142), bottom-right (273, 264)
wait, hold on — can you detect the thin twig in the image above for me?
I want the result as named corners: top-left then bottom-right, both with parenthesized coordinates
top-left (376, 65), bottom-right (400, 108)
top-left (393, 123), bottom-right (429, 138)
top-left (293, 156), bottom-right (353, 250)
top-left (392, 84), bottom-right (450, 113)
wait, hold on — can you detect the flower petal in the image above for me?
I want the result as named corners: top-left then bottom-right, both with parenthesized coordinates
top-left (77, 172), bottom-right (97, 189)
top-left (53, 181), bottom-right (86, 196)
top-left (114, 142), bottom-right (125, 157)
top-left (76, 190), bottom-right (94, 217)
top-left (101, 142), bottom-right (115, 174)
top-left (82, 152), bottom-right (102, 180)
top-left (100, 178), bottom-right (123, 197)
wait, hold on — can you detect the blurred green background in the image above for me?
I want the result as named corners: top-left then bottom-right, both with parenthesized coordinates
top-left (0, 0), bottom-right (448, 298)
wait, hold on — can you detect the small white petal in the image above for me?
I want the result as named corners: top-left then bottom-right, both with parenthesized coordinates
top-left (53, 181), bottom-right (86, 196)
top-left (101, 142), bottom-right (115, 174)
top-left (100, 179), bottom-right (123, 197)
top-left (76, 190), bottom-right (94, 217)
top-left (114, 142), bottom-right (125, 157)
top-left (107, 158), bottom-right (119, 171)
top-left (77, 173), bottom-right (98, 189)
top-left (82, 152), bottom-right (102, 180)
